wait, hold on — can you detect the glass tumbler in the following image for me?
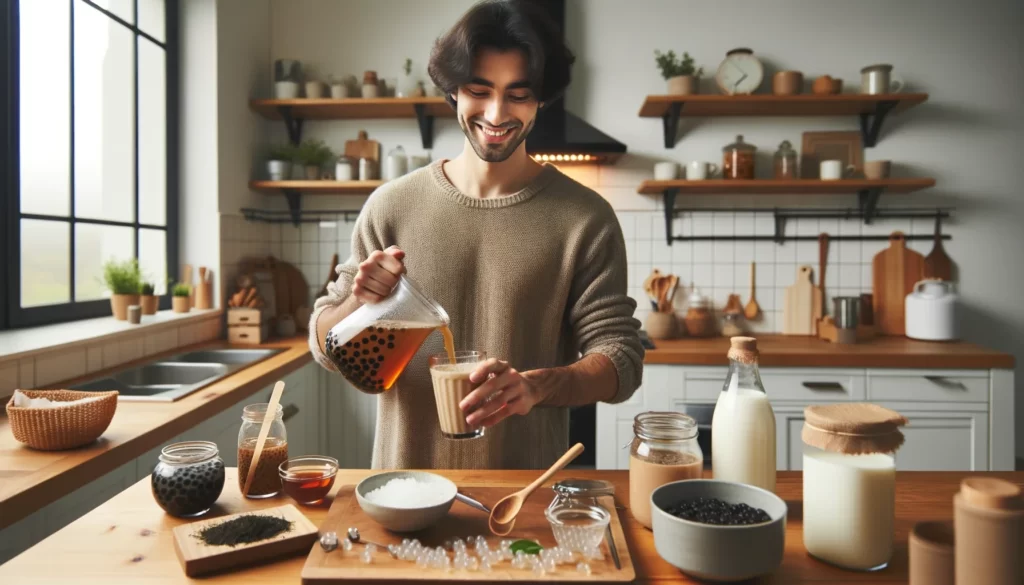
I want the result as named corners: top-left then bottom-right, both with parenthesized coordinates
top-left (428, 350), bottom-right (487, 440)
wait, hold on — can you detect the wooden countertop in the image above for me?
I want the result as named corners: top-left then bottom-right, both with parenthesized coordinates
top-left (0, 336), bottom-right (313, 531)
top-left (3, 468), bottom-right (1021, 584)
top-left (644, 334), bottom-right (1015, 369)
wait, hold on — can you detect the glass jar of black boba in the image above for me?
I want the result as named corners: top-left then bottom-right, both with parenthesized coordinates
top-left (151, 441), bottom-right (225, 517)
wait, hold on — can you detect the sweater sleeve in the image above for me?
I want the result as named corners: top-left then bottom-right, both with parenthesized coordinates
top-left (307, 194), bottom-right (388, 374)
top-left (566, 214), bottom-right (645, 404)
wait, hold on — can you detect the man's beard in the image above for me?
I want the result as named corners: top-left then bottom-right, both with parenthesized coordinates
top-left (458, 115), bottom-right (534, 163)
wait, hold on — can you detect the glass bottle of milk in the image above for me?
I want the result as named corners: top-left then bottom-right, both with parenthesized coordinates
top-left (711, 337), bottom-right (776, 492)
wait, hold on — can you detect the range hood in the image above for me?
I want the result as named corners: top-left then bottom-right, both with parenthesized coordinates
top-left (523, 0), bottom-right (626, 165)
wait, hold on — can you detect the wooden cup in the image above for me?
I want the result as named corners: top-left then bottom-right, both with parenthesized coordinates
top-left (909, 520), bottom-right (955, 585)
top-left (772, 71), bottom-right (803, 95)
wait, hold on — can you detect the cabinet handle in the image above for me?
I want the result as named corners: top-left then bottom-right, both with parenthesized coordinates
top-left (924, 376), bottom-right (968, 391)
top-left (282, 403), bottom-right (299, 422)
top-left (802, 382), bottom-right (846, 392)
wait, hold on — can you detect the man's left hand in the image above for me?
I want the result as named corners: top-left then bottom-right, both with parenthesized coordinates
top-left (460, 359), bottom-right (539, 428)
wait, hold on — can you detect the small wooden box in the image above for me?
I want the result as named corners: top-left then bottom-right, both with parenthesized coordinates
top-left (227, 323), bottom-right (269, 345)
top-left (227, 308), bottom-right (265, 326)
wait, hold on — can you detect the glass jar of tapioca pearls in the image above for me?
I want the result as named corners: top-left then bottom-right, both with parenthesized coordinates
top-left (237, 403), bottom-right (289, 498)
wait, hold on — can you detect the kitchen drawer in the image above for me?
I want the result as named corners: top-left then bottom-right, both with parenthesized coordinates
top-left (684, 368), bottom-right (864, 402)
top-left (867, 370), bottom-right (989, 402)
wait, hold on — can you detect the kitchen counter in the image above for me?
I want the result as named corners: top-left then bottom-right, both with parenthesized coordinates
top-left (2, 468), bottom-right (1021, 584)
top-left (0, 336), bottom-right (313, 531)
top-left (643, 334), bottom-right (1015, 369)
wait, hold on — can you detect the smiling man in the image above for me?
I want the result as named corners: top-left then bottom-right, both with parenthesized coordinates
top-left (309, 0), bottom-right (643, 470)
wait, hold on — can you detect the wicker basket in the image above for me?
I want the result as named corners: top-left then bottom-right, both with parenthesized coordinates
top-left (5, 390), bottom-right (118, 451)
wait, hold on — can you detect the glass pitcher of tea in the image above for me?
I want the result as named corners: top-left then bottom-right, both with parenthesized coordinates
top-left (325, 275), bottom-right (453, 394)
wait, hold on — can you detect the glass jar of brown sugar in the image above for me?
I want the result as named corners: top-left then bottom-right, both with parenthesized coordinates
top-left (629, 411), bottom-right (704, 530)
top-left (723, 134), bottom-right (756, 180)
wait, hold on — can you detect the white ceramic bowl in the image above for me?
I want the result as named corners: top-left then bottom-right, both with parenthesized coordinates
top-left (651, 479), bottom-right (787, 582)
top-left (355, 470), bottom-right (457, 533)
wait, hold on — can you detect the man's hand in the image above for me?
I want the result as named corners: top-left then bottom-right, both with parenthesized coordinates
top-left (351, 246), bottom-right (405, 304)
top-left (459, 359), bottom-right (540, 428)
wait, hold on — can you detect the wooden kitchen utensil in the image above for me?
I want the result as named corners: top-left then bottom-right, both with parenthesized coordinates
top-left (488, 442), bottom-right (584, 536)
top-left (643, 269), bottom-right (662, 310)
top-left (242, 381), bottom-right (286, 496)
top-left (195, 266), bottom-right (213, 309)
top-left (344, 130), bottom-right (380, 163)
top-left (173, 504), bottom-right (317, 577)
top-left (318, 253), bottom-right (340, 299)
top-left (873, 231), bottom-right (926, 335)
top-left (182, 264), bottom-right (194, 307)
top-left (783, 265), bottom-right (817, 335)
top-left (744, 262), bottom-right (761, 320)
top-left (923, 216), bottom-right (954, 281)
top-left (812, 233), bottom-right (830, 331)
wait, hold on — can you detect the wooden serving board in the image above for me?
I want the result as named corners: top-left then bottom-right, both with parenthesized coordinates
top-left (173, 504), bottom-right (318, 578)
top-left (872, 232), bottom-right (925, 335)
top-left (302, 484), bottom-right (635, 583)
top-left (783, 265), bottom-right (816, 335)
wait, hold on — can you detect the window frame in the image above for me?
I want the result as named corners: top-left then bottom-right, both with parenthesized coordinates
top-left (1, 0), bottom-right (179, 330)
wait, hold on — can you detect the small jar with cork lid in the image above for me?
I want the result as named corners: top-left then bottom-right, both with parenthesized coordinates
top-left (953, 476), bottom-right (1023, 585)
top-left (801, 403), bottom-right (908, 571)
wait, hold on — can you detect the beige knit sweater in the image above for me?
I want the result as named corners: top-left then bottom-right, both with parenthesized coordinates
top-left (308, 160), bottom-right (644, 470)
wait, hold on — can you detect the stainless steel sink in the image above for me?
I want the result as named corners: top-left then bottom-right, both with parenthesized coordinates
top-left (68, 346), bottom-right (286, 402)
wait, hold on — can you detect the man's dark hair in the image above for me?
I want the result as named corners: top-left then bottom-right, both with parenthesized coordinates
top-left (428, 0), bottom-right (575, 110)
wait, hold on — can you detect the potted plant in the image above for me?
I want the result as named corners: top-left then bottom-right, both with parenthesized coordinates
top-left (655, 50), bottom-right (704, 95)
top-left (102, 258), bottom-right (142, 320)
top-left (266, 143), bottom-right (295, 181)
top-left (273, 59), bottom-right (302, 99)
top-left (139, 282), bottom-right (159, 315)
top-left (171, 282), bottom-right (191, 313)
top-left (295, 139), bottom-right (335, 180)
top-left (397, 58), bottom-right (417, 98)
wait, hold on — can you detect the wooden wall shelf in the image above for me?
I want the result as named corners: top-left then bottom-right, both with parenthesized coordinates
top-left (249, 97), bottom-right (453, 148)
top-left (637, 178), bottom-right (936, 196)
top-left (639, 93), bottom-right (929, 148)
top-left (248, 180), bottom-right (384, 225)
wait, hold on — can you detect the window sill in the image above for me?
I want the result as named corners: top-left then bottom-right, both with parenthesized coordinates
top-left (0, 309), bottom-right (222, 362)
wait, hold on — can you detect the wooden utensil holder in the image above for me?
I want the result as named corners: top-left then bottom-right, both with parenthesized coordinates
top-left (194, 280), bottom-right (213, 310)
top-left (817, 316), bottom-right (876, 343)
top-left (227, 308), bottom-right (269, 345)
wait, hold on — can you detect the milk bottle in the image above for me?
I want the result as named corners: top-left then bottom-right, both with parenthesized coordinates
top-left (711, 337), bottom-right (776, 492)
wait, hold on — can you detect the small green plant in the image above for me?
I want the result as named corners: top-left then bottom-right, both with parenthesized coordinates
top-left (294, 139), bottom-right (335, 168)
top-left (402, 58), bottom-right (412, 76)
top-left (102, 258), bottom-right (142, 295)
top-left (172, 282), bottom-right (192, 297)
top-left (141, 282), bottom-right (155, 296)
top-left (654, 50), bottom-right (703, 79)
top-left (266, 142), bottom-right (296, 162)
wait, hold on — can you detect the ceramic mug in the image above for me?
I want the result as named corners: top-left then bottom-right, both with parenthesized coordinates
top-left (820, 160), bottom-right (856, 180)
top-left (654, 162), bottom-right (680, 181)
top-left (864, 160), bottom-right (891, 180)
top-left (304, 81), bottom-right (324, 99)
top-left (687, 161), bottom-right (719, 180)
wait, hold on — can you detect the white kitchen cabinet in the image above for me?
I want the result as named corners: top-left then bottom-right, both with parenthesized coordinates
top-left (597, 364), bottom-right (1014, 472)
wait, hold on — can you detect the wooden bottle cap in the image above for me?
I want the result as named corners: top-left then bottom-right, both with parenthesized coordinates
top-left (960, 477), bottom-right (1023, 510)
top-left (727, 336), bottom-right (758, 363)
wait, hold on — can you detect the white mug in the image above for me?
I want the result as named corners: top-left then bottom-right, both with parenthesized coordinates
top-left (687, 161), bottom-right (719, 180)
top-left (653, 162), bottom-right (680, 181)
top-left (820, 160), bottom-right (856, 180)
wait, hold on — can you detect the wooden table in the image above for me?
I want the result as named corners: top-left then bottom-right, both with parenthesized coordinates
top-left (3, 469), bottom-right (1021, 584)
top-left (643, 335), bottom-right (1014, 369)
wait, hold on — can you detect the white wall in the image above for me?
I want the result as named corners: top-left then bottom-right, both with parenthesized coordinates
top-left (220, 0), bottom-right (1023, 457)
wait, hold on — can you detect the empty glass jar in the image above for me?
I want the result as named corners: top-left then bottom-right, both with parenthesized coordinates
top-left (773, 140), bottom-right (798, 179)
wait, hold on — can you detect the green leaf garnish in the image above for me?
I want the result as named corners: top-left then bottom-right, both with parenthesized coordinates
top-left (509, 539), bottom-right (543, 555)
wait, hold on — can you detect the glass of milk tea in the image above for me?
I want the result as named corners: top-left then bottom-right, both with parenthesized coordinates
top-left (428, 351), bottom-right (487, 440)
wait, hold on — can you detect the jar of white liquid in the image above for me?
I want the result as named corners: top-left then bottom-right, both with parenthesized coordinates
top-left (711, 336), bottom-right (776, 492)
top-left (802, 403), bottom-right (908, 571)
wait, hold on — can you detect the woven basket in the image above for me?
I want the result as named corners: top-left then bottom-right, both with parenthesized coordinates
top-left (6, 390), bottom-right (118, 451)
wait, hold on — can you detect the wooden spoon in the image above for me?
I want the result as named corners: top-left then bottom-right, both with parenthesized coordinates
top-left (744, 262), bottom-right (761, 320)
top-left (488, 443), bottom-right (584, 536)
top-left (241, 380), bottom-right (286, 496)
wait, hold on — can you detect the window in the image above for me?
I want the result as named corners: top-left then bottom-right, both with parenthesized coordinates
top-left (1, 0), bottom-right (178, 329)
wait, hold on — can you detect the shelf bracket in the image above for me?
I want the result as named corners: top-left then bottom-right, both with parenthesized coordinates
top-left (773, 211), bottom-right (787, 244)
top-left (662, 188), bottom-right (678, 246)
top-left (413, 104), bottom-right (435, 149)
top-left (859, 100), bottom-right (898, 147)
top-left (858, 188), bottom-right (884, 224)
top-left (661, 102), bottom-right (683, 148)
top-left (278, 106), bottom-right (304, 145)
top-left (283, 189), bottom-right (302, 226)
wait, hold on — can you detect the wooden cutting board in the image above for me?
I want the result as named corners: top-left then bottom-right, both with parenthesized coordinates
top-left (923, 219), bottom-right (954, 281)
top-left (344, 130), bottom-right (380, 163)
top-left (783, 265), bottom-right (816, 335)
top-left (873, 232), bottom-right (926, 335)
top-left (173, 504), bottom-right (318, 577)
top-left (302, 484), bottom-right (635, 583)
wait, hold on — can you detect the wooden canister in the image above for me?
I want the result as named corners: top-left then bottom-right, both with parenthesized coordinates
top-left (953, 477), bottom-right (1023, 585)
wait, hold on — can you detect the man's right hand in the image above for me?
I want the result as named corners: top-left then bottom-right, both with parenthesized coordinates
top-left (351, 245), bottom-right (406, 304)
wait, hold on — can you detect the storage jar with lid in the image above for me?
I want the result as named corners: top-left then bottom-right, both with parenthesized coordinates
top-left (151, 441), bottom-right (225, 517)
top-left (684, 288), bottom-right (716, 337)
top-left (335, 155), bottom-right (355, 181)
top-left (238, 403), bottom-right (289, 498)
top-left (773, 140), bottom-right (798, 179)
top-left (723, 134), bottom-right (756, 180)
top-left (802, 403), bottom-right (908, 571)
top-left (953, 477), bottom-right (1023, 585)
top-left (905, 279), bottom-right (958, 341)
top-left (629, 411), bottom-right (703, 530)
top-left (384, 145), bottom-right (408, 181)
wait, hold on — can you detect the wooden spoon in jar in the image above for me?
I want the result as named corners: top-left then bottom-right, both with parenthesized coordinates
top-left (487, 443), bottom-right (584, 536)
